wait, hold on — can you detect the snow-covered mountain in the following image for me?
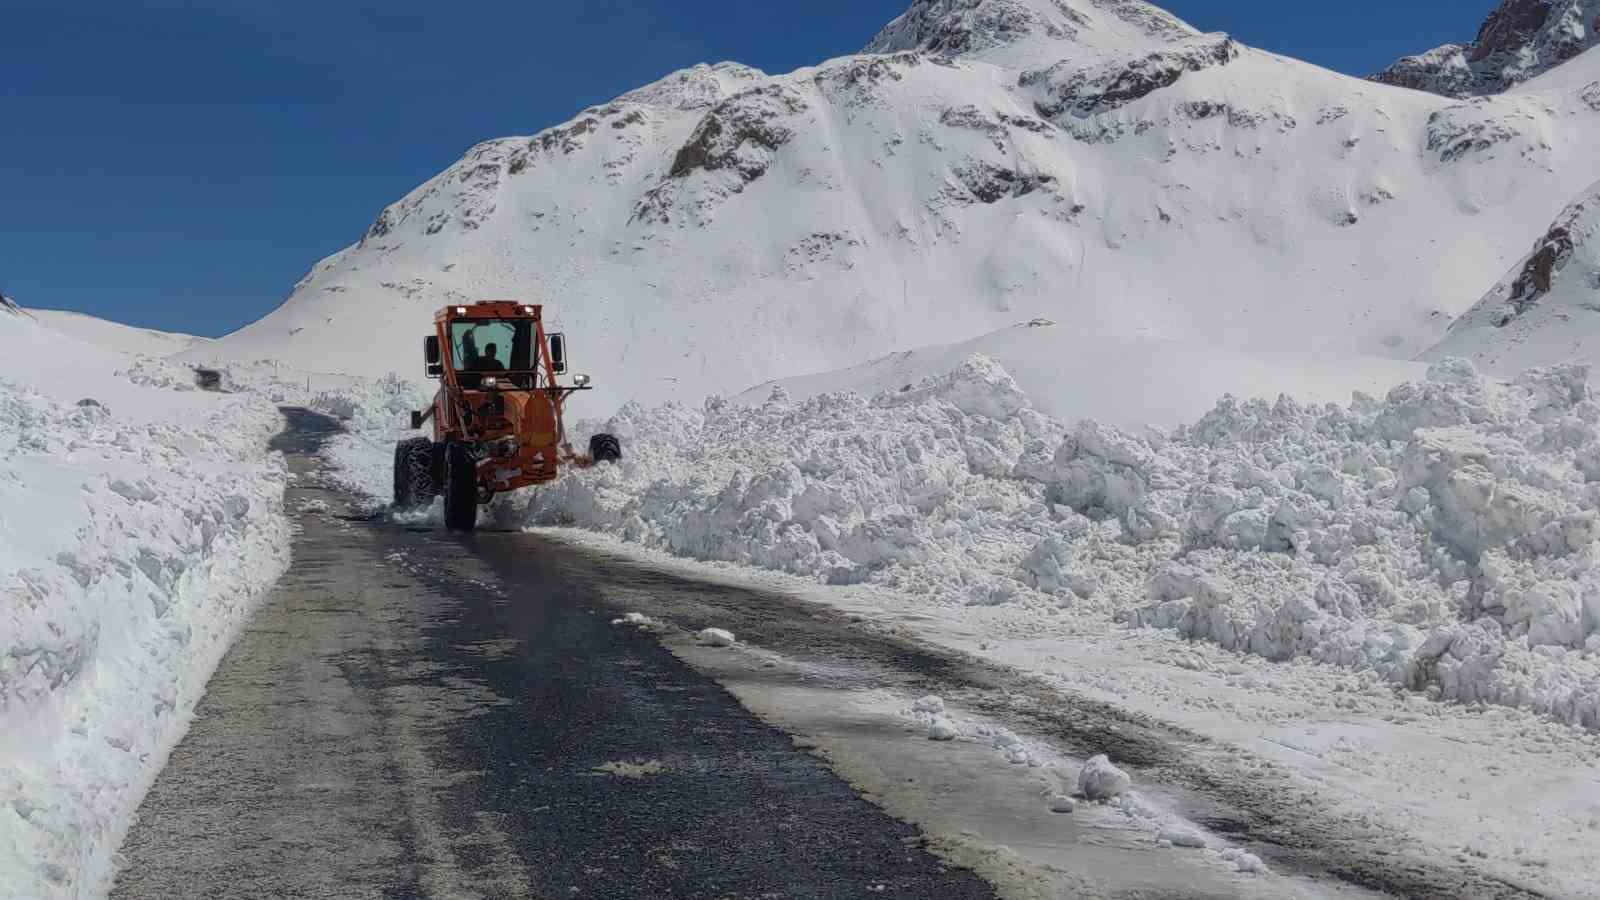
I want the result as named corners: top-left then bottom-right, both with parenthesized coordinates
top-left (1374, 0), bottom-right (1600, 97)
top-left (191, 0), bottom-right (1600, 419)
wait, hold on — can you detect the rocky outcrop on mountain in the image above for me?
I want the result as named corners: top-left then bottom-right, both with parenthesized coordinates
top-left (1425, 180), bottom-right (1600, 373)
top-left (864, 0), bottom-right (1194, 61)
top-left (1478, 183), bottom-right (1597, 323)
top-left (0, 292), bottom-right (24, 317)
top-left (1374, 0), bottom-right (1600, 96)
top-left (1424, 99), bottom-right (1547, 166)
top-left (1021, 33), bottom-right (1239, 118)
top-left (635, 83), bottom-right (812, 226)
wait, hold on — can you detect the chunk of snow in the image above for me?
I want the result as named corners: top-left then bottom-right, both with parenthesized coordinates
top-left (1049, 795), bottom-right (1076, 814)
top-left (928, 717), bottom-right (959, 741)
top-left (912, 694), bottom-right (945, 714)
top-left (1159, 826), bottom-right (1207, 849)
top-left (1221, 848), bottom-right (1268, 874)
top-left (1078, 754), bottom-right (1132, 800)
top-left (697, 627), bottom-right (736, 647)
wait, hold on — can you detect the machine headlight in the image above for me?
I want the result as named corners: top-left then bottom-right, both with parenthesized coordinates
top-left (482, 377), bottom-right (499, 389)
top-left (573, 373), bottom-right (592, 387)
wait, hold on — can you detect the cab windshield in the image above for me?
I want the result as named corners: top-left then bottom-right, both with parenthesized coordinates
top-left (450, 320), bottom-right (538, 372)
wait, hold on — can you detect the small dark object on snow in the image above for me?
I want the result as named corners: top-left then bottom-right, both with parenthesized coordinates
top-left (589, 433), bottom-right (622, 463)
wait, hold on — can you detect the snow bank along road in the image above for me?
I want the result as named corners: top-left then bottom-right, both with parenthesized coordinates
top-left (111, 410), bottom-right (1545, 899)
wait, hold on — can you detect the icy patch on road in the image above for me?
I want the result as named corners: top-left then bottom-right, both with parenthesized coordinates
top-left (593, 759), bottom-right (666, 779)
top-left (611, 612), bottom-right (657, 629)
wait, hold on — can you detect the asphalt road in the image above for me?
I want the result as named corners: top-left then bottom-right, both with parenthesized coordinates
top-left (111, 409), bottom-right (994, 900)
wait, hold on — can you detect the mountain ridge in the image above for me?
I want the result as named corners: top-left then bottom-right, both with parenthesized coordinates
top-left (1374, 0), bottom-right (1600, 97)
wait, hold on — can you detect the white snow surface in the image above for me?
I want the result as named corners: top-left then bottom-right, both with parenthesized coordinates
top-left (184, 0), bottom-right (1600, 422)
top-left (697, 627), bottom-right (737, 647)
top-left (29, 309), bottom-right (210, 359)
top-left (736, 319), bottom-right (1425, 432)
top-left (0, 311), bottom-right (290, 899)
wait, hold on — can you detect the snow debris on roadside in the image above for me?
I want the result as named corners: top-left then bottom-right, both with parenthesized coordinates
top-left (697, 628), bottom-right (737, 647)
top-left (1077, 754), bottom-right (1133, 800)
top-left (927, 718), bottom-right (960, 741)
top-left (1219, 847), bottom-right (1269, 874)
top-left (468, 353), bottom-right (1600, 730)
top-left (0, 372), bottom-right (290, 899)
top-left (611, 612), bottom-right (656, 628)
top-left (1158, 826), bottom-right (1207, 848)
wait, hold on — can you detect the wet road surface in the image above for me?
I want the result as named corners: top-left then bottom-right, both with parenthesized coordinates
top-left (112, 409), bottom-right (994, 899)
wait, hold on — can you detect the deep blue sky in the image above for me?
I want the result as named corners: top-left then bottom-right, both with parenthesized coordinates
top-left (2, 0), bottom-right (1485, 337)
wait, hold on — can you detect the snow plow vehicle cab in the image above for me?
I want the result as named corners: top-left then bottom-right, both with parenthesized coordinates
top-left (393, 301), bottom-right (621, 531)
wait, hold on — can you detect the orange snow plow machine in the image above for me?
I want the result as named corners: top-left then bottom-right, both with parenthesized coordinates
top-left (392, 301), bottom-right (620, 531)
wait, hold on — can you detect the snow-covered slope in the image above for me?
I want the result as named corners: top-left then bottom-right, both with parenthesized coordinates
top-left (30, 308), bottom-right (209, 358)
top-left (1374, 0), bottom-right (1600, 97)
top-left (1424, 178), bottom-right (1600, 374)
top-left (0, 292), bottom-right (22, 317)
top-left (737, 319), bottom-right (1423, 431)
top-left (188, 0), bottom-right (1600, 420)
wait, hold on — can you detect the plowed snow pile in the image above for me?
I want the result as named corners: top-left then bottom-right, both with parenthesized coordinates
top-left (487, 355), bottom-right (1600, 729)
top-left (0, 315), bottom-right (290, 899)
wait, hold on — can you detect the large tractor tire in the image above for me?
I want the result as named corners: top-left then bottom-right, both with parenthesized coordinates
top-left (443, 441), bottom-right (479, 532)
top-left (589, 433), bottom-right (622, 464)
top-left (393, 438), bottom-right (435, 510)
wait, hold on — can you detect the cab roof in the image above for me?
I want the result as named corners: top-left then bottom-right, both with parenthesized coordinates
top-left (435, 300), bottom-right (542, 323)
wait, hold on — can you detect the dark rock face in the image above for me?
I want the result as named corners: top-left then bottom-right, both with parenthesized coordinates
top-left (0, 292), bottom-right (19, 315)
top-left (631, 85), bottom-right (811, 226)
top-left (952, 162), bottom-right (1057, 203)
top-left (1022, 34), bottom-right (1240, 119)
top-left (1373, 0), bottom-right (1600, 97)
top-left (865, 0), bottom-right (1071, 56)
top-left (1504, 194), bottom-right (1590, 319)
top-left (1425, 104), bottom-right (1525, 164)
top-left (863, 0), bottom-right (1193, 57)
top-left (1471, 0), bottom-right (1556, 63)
top-left (1582, 80), bottom-right (1600, 109)
top-left (666, 85), bottom-right (807, 182)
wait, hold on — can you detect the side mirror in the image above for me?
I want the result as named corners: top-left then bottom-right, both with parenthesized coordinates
top-left (423, 335), bottom-right (443, 378)
top-left (548, 333), bottom-right (567, 374)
